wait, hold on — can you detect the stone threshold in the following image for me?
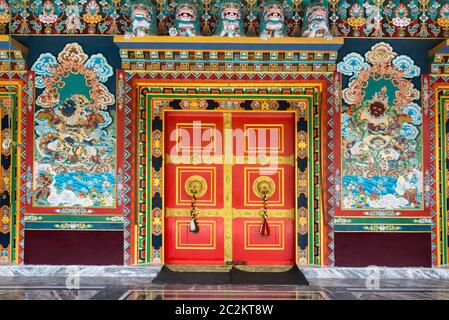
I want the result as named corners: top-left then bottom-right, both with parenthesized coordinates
top-left (0, 264), bottom-right (163, 277)
top-left (301, 267), bottom-right (449, 279)
top-left (0, 265), bottom-right (448, 280)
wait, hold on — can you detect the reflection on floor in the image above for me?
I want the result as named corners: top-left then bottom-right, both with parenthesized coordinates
top-left (121, 288), bottom-right (329, 300)
top-left (0, 277), bottom-right (448, 300)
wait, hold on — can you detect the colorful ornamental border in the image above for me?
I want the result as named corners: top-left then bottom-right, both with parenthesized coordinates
top-left (4, 0), bottom-right (449, 38)
top-left (121, 71), bottom-right (334, 266)
top-left (428, 75), bottom-right (449, 266)
top-left (0, 85), bottom-right (19, 263)
top-left (5, 71), bottom-right (33, 265)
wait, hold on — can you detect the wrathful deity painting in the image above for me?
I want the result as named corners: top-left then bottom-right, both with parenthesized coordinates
top-left (337, 42), bottom-right (423, 210)
top-left (28, 43), bottom-right (123, 213)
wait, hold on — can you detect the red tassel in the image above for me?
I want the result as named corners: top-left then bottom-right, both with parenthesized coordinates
top-left (260, 219), bottom-right (270, 237)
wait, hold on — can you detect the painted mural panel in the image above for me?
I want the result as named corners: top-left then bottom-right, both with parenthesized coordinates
top-left (337, 43), bottom-right (423, 211)
top-left (27, 43), bottom-right (124, 215)
top-left (332, 42), bottom-right (435, 223)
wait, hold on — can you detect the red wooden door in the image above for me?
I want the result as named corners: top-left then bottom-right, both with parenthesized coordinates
top-left (231, 113), bottom-right (296, 265)
top-left (164, 112), bottom-right (225, 264)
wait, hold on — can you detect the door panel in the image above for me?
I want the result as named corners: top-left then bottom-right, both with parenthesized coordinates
top-left (231, 113), bottom-right (296, 265)
top-left (164, 112), bottom-right (224, 264)
top-left (232, 165), bottom-right (295, 210)
top-left (164, 217), bottom-right (225, 264)
top-left (232, 218), bottom-right (295, 264)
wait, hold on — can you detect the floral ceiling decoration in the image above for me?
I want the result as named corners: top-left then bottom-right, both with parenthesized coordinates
top-left (0, 0), bottom-right (447, 37)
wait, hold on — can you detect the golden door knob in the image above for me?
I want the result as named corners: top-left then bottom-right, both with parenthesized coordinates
top-left (252, 176), bottom-right (276, 198)
top-left (185, 175), bottom-right (208, 198)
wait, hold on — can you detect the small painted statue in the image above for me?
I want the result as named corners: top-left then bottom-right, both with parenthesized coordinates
top-left (300, 1), bottom-right (333, 39)
top-left (169, 0), bottom-right (200, 36)
top-left (215, 0), bottom-right (244, 37)
top-left (129, 0), bottom-right (157, 36)
top-left (259, 0), bottom-right (286, 39)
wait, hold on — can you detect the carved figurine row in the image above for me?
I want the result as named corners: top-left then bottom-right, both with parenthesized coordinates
top-left (128, 0), bottom-right (333, 39)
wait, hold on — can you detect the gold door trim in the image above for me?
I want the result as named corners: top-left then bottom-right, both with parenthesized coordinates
top-left (165, 208), bottom-right (294, 218)
top-left (166, 208), bottom-right (224, 217)
top-left (165, 154), bottom-right (295, 166)
top-left (234, 155), bottom-right (295, 166)
top-left (223, 113), bottom-right (233, 264)
top-left (233, 209), bottom-right (294, 218)
top-left (165, 154), bottom-right (224, 165)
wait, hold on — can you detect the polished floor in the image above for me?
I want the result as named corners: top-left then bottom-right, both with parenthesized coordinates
top-left (0, 277), bottom-right (448, 300)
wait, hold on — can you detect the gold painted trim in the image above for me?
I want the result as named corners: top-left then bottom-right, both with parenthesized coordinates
top-left (167, 265), bottom-right (232, 272)
top-left (114, 35), bottom-right (345, 45)
top-left (244, 124), bottom-right (285, 153)
top-left (165, 208), bottom-right (293, 218)
top-left (234, 265), bottom-right (294, 272)
top-left (233, 209), bottom-right (294, 218)
top-left (244, 221), bottom-right (285, 250)
top-left (166, 208), bottom-right (224, 217)
top-left (223, 113), bottom-right (233, 263)
top-left (166, 265), bottom-right (294, 272)
top-left (235, 155), bottom-right (295, 166)
top-left (175, 220), bottom-right (216, 250)
top-left (165, 154), bottom-right (223, 165)
top-left (165, 154), bottom-right (294, 165)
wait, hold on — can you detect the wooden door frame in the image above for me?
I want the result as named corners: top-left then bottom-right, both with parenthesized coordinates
top-left (127, 76), bottom-right (332, 266)
top-left (0, 74), bottom-right (29, 264)
top-left (430, 77), bottom-right (449, 266)
top-left (162, 109), bottom-right (297, 265)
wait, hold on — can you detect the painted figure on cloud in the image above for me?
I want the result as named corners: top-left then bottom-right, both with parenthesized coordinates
top-left (337, 43), bottom-right (423, 210)
top-left (259, 0), bottom-right (286, 39)
top-left (215, 0), bottom-right (244, 37)
top-left (32, 43), bottom-right (116, 208)
top-left (129, 0), bottom-right (158, 36)
top-left (300, 0), bottom-right (333, 39)
top-left (170, 0), bottom-right (200, 36)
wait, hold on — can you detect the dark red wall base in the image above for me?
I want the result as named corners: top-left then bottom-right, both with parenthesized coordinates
top-left (23, 230), bottom-right (432, 266)
top-left (24, 230), bottom-right (124, 265)
top-left (334, 232), bottom-right (431, 267)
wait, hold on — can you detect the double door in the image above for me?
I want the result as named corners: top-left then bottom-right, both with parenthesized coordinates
top-left (164, 111), bottom-right (295, 265)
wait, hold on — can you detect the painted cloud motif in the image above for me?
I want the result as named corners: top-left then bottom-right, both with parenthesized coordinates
top-left (32, 53), bottom-right (58, 89)
top-left (85, 54), bottom-right (114, 83)
top-left (392, 55), bottom-right (421, 78)
top-left (337, 52), bottom-right (370, 81)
